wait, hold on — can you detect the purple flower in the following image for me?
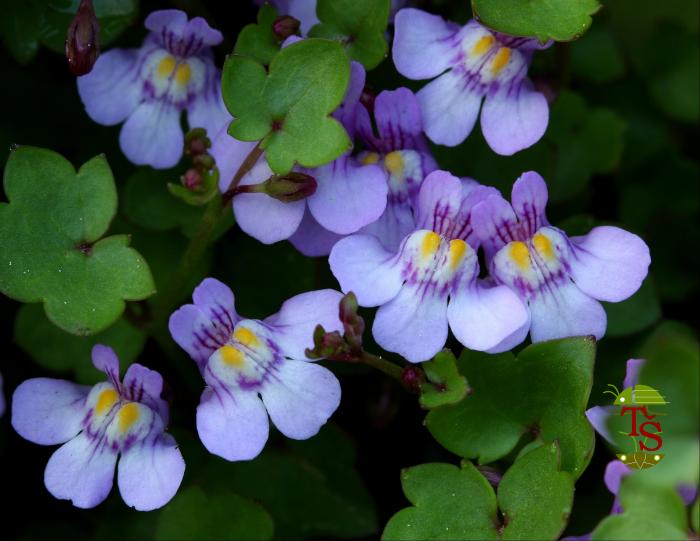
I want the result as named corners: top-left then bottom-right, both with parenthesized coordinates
top-left (353, 87), bottom-right (438, 251)
top-left (292, 86), bottom-right (439, 256)
top-left (330, 170), bottom-right (529, 363)
top-left (392, 8), bottom-right (550, 155)
top-left (11, 346), bottom-right (184, 510)
top-left (168, 278), bottom-right (343, 461)
top-left (77, 10), bottom-right (228, 169)
top-left (212, 61), bottom-right (388, 250)
top-left (471, 172), bottom-right (651, 343)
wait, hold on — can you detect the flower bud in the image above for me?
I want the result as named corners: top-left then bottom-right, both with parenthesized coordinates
top-left (181, 168), bottom-right (203, 191)
top-left (260, 172), bottom-right (317, 203)
top-left (400, 365), bottom-right (425, 393)
top-left (66, 0), bottom-right (100, 76)
top-left (339, 292), bottom-right (364, 352)
top-left (273, 15), bottom-right (301, 41)
top-left (305, 325), bottom-right (354, 361)
top-left (185, 128), bottom-right (211, 156)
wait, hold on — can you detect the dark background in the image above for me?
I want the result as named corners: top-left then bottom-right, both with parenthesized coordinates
top-left (1, 0), bottom-right (698, 539)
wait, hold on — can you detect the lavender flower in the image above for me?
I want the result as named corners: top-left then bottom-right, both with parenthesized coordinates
top-left (11, 346), bottom-right (184, 510)
top-left (329, 170), bottom-right (529, 363)
top-left (169, 278), bottom-right (343, 461)
top-left (77, 10), bottom-right (228, 169)
top-left (392, 8), bottom-right (550, 154)
top-left (471, 172), bottom-right (651, 343)
top-left (291, 86), bottom-right (438, 256)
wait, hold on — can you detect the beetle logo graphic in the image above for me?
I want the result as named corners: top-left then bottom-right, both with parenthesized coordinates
top-left (605, 384), bottom-right (669, 470)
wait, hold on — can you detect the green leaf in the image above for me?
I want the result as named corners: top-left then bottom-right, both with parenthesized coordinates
top-left (499, 443), bottom-right (574, 540)
top-left (546, 91), bottom-right (627, 202)
top-left (692, 496), bottom-right (699, 533)
top-left (202, 425), bottom-right (378, 540)
top-left (155, 486), bottom-right (274, 541)
top-left (234, 4), bottom-right (280, 65)
top-left (382, 443), bottom-right (573, 540)
top-left (419, 349), bottom-right (469, 409)
top-left (591, 474), bottom-right (688, 540)
top-left (382, 461), bottom-right (499, 540)
top-left (426, 337), bottom-right (595, 478)
top-left (309, 0), bottom-right (390, 69)
top-left (122, 168), bottom-right (203, 236)
top-left (0, 147), bottom-right (155, 335)
top-left (570, 26), bottom-right (625, 84)
top-left (603, 278), bottom-right (661, 337)
top-left (14, 303), bottom-right (146, 383)
top-left (471, 0), bottom-right (601, 42)
top-left (39, 0), bottom-right (139, 53)
top-left (222, 38), bottom-right (351, 174)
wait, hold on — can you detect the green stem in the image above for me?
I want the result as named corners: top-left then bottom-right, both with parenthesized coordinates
top-left (359, 351), bottom-right (404, 381)
top-left (148, 142), bottom-right (266, 328)
top-left (150, 195), bottom-right (227, 327)
top-left (222, 142), bottom-right (264, 205)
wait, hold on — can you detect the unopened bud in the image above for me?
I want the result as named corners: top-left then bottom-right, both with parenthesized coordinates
top-left (339, 292), bottom-right (364, 352)
top-left (261, 172), bottom-right (316, 203)
top-left (305, 325), bottom-right (354, 361)
top-left (401, 365), bottom-right (425, 393)
top-left (66, 0), bottom-right (100, 76)
top-left (185, 128), bottom-right (211, 156)
top-left (273, 15), bottom-right (301, 41)
top-left (181, 168), bottom-right (202, 190)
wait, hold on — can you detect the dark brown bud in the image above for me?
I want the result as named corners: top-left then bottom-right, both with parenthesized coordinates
top-left (272, 15), bottom-right (301, 41)
top-left (66, 0), bottom-right (100, 76)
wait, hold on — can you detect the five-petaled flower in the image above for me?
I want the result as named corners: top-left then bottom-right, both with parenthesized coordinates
top-left (78, 10), bottom-right (228, 169)
top-left (393, 8), bottom-right (550, 155)
top-left (169, 278), bottom-right (343, 461)
top-left (330, 170), bottom-right (529, 363)
top-left (11, 345), bottom-right (185, 510)
top-left (471, 171), bottom-right (651, 343)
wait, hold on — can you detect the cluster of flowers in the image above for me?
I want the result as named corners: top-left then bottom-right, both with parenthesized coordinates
top-left (7, 4), bottom-right (651, 512)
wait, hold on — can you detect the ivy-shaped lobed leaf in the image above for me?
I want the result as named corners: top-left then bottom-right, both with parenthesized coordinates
top-left (155, 486), bottom-right (274, 541)
top-left (591, 474), bottom-right (689, 540)
top-left (222, 38), bottom-right (351, 174)
top-left (234, 3), bottom-right (281, 65)
top-left (426, 337), bottom-right (595, 478)
top-left (0, 146), bottom-right (155, 335)
top-left (14, 303), bottom-right (146, 383)
top-left (419, 349), bottom-right (469, 409)
top-left (309, 0), bottom-right (390, 69)
top-left (472, 0), bottom-right (601, 42)
top-left (382, 443), bottom-right (573, 540)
